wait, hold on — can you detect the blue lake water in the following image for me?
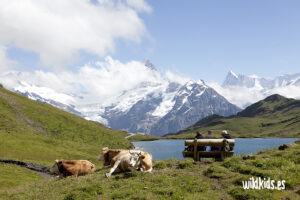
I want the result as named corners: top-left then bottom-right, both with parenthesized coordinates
top-left (132, 138), bottom-right (299, 160)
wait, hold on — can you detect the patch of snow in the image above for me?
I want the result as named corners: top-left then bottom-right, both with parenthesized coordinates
top-left (111, 83), bottom-right (167, 113)
top-left (195, 90), bottom-right (205, 97)
top-left (84, 115), bottom-right (108, 125)
top-left (15, 81), bottom-right (75, 105)
top-left (183, 107), bottom-right (192, 114)
top-left (229, 70), bottom-right (238, 78)
top-left (151, 90), bottom-right (177, 117)
top-left (177, 96), bottom-right (188, 111)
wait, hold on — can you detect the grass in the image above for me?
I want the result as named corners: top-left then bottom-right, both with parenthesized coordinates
top-left (127, 134), bottom-right (160, 142)
top-left (0, 159), bottom-right (220, 200)
top-left (0, 163), bottom-right (42, 190)
top-left (1, 142), bottom-right (299, 199)
top-left (0, 86), bottom-right (132, 166)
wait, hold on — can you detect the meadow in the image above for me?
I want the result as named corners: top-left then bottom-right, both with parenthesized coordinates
top-left (0, 86), bottom-right (299, 199)
top-left (0, 140), bottom-right (299, 200)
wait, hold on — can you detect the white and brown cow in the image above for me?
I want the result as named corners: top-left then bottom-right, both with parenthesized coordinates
top-left (98, 147), bottom-right (153, 173)
top-left (50, 159), bottom-right (95, 178)
top-left (105, 151), bottom-right (141, 178)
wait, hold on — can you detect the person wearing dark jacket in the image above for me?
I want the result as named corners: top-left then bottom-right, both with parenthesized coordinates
top-left (206, 130), bottom-right (214, 139)
top-left (195, 131), bottom-right (205, 151)
top-left (195, 131), bottom-right (203, 139)
top-left (221, 130), bottom-right (233, 139)
top-left (206, 130), bottom-right (218, 151)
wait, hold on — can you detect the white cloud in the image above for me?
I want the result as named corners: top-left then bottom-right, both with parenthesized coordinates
top-left (165, 70), bottom-right (191, 85)
top-left (208, 82), bottom-right (265, 108)
top-left (76, 57), bottom-right (166, 104)
top-left (0, 45), bottom-right (16, 73)
top-left (209, 81), bottom-right (300, 108)
top-left (126, 0), bottom-right (152, 13)
top-left (0, 0), bottom-right (150, 68)
top-left (267, 86), bottom-right (300, 100)
top-left (1, 57), bottom-right (167, 105)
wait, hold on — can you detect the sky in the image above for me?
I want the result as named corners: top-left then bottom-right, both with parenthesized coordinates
top-left (114, 0), bottom-right (300, 82)
top-left (1, 0), bottom-right (300, 84)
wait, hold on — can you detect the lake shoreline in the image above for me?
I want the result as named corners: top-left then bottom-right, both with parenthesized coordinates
top-left (132, 138), bottom-right (299, 160)
top-left (131, 136), bottom-right (299, 142)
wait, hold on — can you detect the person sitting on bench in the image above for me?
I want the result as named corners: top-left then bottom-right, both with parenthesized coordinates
top-left (221, 130), bottom-right (233, 139)
top-left (221, 130), bottom-right (233, 151)
top-left (195, 131), bottom-right (203, 139)
top-left (206, 130), bottom-right (215, 151)
top-left (195, 131), bottom-right (205, 151)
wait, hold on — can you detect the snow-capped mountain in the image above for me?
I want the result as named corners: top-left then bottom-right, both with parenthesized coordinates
top-left (78, 63), bottom-right (240, 136)
top-left (223, 70), bottom-right (300, 89)
top-left (13, 81), bottom-right (83, 117)
top-left (213, 70), bottom-right (300, 108)
top-left (98, 78), bottom-right (240, 136)
top-left (0, 61), bottom-right (241, 136)
top-left (149, 80), bottom-right (240, 136)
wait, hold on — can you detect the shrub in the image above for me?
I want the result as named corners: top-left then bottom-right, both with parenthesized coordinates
top-left (228, 187), bottom-right (273, 200)
top-left (154, 161), bottom-right (167, 169)
top-left (222, 157), bottom-right (241, 171)
top-left (203, 164), bottom-right (228, 179)
top-left (63, 184), bottom-right (103, 200)
top-left (177, 160), bottom-right (193, 169)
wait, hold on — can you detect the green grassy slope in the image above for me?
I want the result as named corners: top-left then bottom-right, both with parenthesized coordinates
top-left (165, 94), bottom-right (300, 139)
top-left (1, 141), bottom-right (299, 200)
top-left (0, 85), bottom-right (132, 166)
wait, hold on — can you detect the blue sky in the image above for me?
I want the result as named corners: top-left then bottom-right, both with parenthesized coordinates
top-left (114, 0), bottom-right (300, 82)
top-left (3, 0), bottom-right (300, 83)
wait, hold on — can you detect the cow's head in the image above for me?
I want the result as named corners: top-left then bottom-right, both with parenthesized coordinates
top-left (50, 159), bottom-right (62, 174)
top-left (98, 147), bottom-right (109, 161)
top-left (138, 152), bottom-right (146, 160)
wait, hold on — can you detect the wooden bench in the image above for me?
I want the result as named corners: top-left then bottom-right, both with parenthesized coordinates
top-left (182, 139), bottom-right (235, 161)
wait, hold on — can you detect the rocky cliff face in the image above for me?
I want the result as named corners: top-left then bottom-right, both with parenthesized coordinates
top-left (104, 80), bottom-right (240, 136)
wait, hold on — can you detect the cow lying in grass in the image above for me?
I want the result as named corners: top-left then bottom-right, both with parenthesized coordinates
top-left (50, 159), bottom-right (95, 178)
top-left (105, 151), bottom-right (141, 178)
top-left (98, 148), bottom-right (153, 174)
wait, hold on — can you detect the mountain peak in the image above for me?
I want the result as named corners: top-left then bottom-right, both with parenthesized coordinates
top-left (144, 59), bottom-right (157, 71)
top-left (222, 70), bottom-right (239, 87)
top-left (263, 94), bottom-right (286, 103)
top-left (237, 94), bottom-right (292, 117)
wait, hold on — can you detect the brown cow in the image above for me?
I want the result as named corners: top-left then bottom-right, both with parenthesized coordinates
top-left (98, 147), bottom-right (152, 173)
top-left (50, 159), bottom-right (95, 178)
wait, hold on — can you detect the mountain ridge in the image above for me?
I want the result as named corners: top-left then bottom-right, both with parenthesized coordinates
top-left (1, 61), bottom-right (241, 136)
top-left (165, 94), bottom-right (300, 138)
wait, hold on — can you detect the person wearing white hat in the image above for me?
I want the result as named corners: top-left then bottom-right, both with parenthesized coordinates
top-left (221, 130), bottom-right (232, 139)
